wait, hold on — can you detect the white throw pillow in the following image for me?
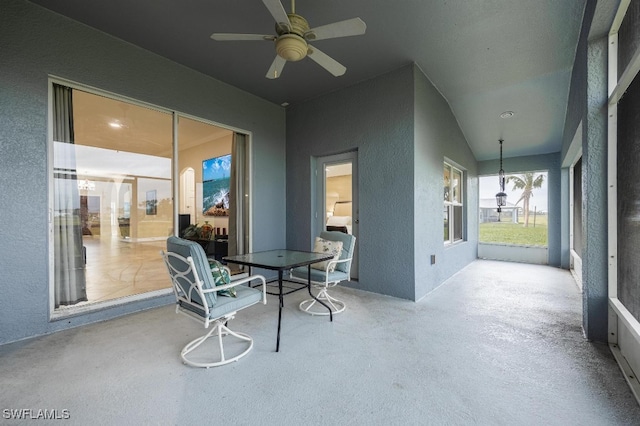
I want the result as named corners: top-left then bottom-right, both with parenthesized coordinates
top-left (311, 237), bottom-right (343, 272)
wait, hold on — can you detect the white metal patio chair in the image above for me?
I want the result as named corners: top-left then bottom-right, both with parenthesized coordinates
top-left (289, 231), bottom-right (356, 315)
top-left (161, 236), bottom-right (266, 368)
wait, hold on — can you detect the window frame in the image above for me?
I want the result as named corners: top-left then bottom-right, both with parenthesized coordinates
top-left (47, 76), bottom-right (253, 319)
top-left (607, 0), bottom-right (640, 345)
top-left (444, 161), bottom-right (465, 245)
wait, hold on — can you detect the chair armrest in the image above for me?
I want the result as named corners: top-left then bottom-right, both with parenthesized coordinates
top-left (324, 257), bottom-right (352, 284)
top-left (326, 257), bottom-right (352, 269)
top-left (202, 274), bottom-right (267, 304)
top-left (328, 257), bottom-right (352, 265)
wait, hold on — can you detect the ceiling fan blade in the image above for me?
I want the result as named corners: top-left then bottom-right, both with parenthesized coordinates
top-left (262, 0), bottom-right (291, 29)
top-left (305, 17), bottom-right (366, 41)
top-left (266, 56), bottom-right (287, 79)
top-left (306, 45), bottom-right (346, 77)
top-left (211, 33), bottom-right (276, 41)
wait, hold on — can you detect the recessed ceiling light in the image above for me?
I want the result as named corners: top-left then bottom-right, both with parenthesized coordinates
top-left (281, 102), bottom-right (289, 107)
top-left (109, 121), bottom-right (123, 129)
top-left (500, 111), bottom-right (515, 119)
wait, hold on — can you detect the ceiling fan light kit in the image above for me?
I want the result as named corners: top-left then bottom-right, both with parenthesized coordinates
top-left (276, 34), bottom-right (308, 61)
top-left (210, 0), bottom-right (366, 79)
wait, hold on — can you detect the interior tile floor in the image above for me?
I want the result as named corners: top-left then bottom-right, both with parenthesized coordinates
top-left (81, 236), bottom-right (242, 304)
top-left (2, 260), bottom-right (639, 424)
top-left (82, 236), bottom-right (171, 302)
top-left (83, 236), bottom-right (171, 302)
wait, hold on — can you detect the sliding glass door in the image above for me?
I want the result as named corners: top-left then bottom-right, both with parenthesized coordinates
top-left (50, 80), bottom-right (251, 314)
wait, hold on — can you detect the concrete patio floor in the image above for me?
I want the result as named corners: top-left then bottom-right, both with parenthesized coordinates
top-left (1, 260), bottom-right (639, 425)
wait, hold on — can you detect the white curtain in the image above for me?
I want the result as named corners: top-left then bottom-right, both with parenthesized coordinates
top-left (53, 83), bottom-right (87, 307)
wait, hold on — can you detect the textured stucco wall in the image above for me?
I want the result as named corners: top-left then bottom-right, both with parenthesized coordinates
top-left (414, 68), bottom-right (478, 300)
top-left (558, 0), bottom-right (610, 342)
top-left (560, 1), bottom-right (593, 272)
top-left (286, 64), bottom-right (478, 301)
top-left (583, 36), bottom-right (609, 342)
top-left (286, 65), bottom-right (416, 300)
top-left (0, 0), bottom-right (286, 344)
top-left (561, 1), bottom-right (594, 161)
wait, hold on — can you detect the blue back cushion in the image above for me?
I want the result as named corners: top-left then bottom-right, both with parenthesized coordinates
top-left (166, 236), bottom-right (216, 306)
top-left (319, 231), bottom-right (356, 273)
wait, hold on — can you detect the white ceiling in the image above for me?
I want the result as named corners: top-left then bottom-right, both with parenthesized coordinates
top-left (32, 0), bottom-right (598, 161)
top-left (70, 90), bottom-right (233, 179)
top-left (326, 163), bottom-right (352, 178)
top-left (72, 90), bottom-right (232, 158)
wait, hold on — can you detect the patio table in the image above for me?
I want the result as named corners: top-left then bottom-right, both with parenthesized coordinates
top-left (223, 249), bottom-right (335, 352)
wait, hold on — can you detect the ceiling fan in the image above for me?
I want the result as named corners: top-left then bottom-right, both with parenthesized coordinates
top-left (211, 0), bottom-right (366, 79)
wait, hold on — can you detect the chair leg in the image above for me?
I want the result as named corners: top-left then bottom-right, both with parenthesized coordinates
top-left (180, 320), bottom-right (253, 368)
top-left (299, 287), bottom-right (346, 316)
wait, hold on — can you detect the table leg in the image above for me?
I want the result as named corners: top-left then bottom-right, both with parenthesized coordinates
top-left (276, 270), bottom-right (283, 352)
top-left (307, 265), bottom-right (333, 322)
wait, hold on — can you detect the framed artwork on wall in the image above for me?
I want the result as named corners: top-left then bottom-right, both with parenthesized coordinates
top-left (146, 190), bottom-right (157, 215)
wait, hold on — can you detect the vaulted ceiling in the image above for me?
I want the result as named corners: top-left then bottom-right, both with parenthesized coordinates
top-left (32, 0), bottom-right (594, 161)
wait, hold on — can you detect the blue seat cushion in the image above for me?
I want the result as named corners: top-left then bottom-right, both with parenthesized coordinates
top-left (179, 285), bottom-right (262, 320)
top-left (319, 231), bottom-right (355, 273)
top-left (291, 266), bottom-right (349, 284)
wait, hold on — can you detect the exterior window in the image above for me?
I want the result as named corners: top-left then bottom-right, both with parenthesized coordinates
top-left (444, 162), bottom-right (464, 243)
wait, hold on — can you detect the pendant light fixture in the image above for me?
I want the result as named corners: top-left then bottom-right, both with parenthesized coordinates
top-left (495, 139), bottom-right (507, 213)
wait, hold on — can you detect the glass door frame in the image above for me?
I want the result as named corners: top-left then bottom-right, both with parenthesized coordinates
top-left (315, 151), bottom-right (358, 279)
top-left (47, 76), bottom-right (253, 319)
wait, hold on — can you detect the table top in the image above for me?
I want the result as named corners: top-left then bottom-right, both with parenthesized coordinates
top-left (223, 249), bottom-right (334, 271)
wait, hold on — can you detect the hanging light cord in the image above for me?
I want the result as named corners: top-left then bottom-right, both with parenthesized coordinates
top-left (499, 139), bottom-right (504, 192)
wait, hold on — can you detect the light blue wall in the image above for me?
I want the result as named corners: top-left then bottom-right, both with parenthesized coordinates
top-left (557, 0), bottom-right (609, 343)
top-left (582, 36), bottom-right (609, 342)
top-left (414, 68), bottom-right (478, 300)
top-left (286, 65), bottom-right (416, 300)
top-left (286, 64), bottom-right (478, 301)
top-left (559, 1), bottom-right (591, 277)
top-left (0, 0), bottom-right (286, 344)
top-left (478, 153), bottom-right (562, 267)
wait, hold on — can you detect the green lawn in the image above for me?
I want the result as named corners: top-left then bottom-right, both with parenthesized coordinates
top-left (479, 215), bottom-right (548, 246)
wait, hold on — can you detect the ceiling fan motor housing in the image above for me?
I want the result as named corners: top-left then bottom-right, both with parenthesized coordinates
top-left (275, 13), bottom-right (310, 61)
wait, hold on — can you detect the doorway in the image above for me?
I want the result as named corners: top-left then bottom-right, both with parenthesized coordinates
top-left (179, 167), bottom-right (196, 221)
top-left (316, 152), bottom-right (359, 279)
